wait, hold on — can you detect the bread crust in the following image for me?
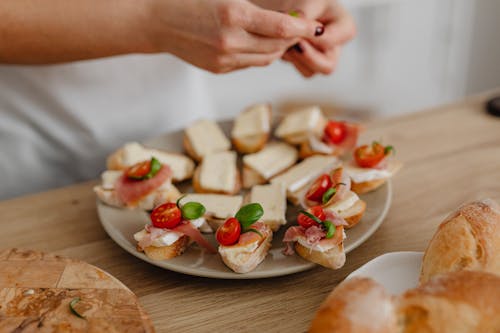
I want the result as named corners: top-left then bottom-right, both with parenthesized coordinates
top-left (351, 179), bottom-right (387, 195)
top-left (183, 134), bottom-right (203, 162)
top-left (340, 199), bottom-right (367, 229)
top-left (420, 199), bottom-right (500, 283)
top-left (298, 141), bottom-right (341, 160)
top-left (94, 184), bottom-right (181, 210)
top-left (139, 235), bottom-right (190, 260)
top-left (242, 165), bottom-right (267, 189)
top-left (232, 133), bottom-right (269, 154)
top-left (192, 165), bottom-right (242, 195)
top-left (295, 242), bottom-right (346, 269)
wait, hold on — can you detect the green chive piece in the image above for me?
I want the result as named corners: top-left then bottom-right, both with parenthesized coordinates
top-left (181, 202), bottom-right (206, 220)
top-left (289, 10), bottom-right (300, 17)
top-left (235, 203), bottom-right (264, 229)
top-left (69, 297), bottom-right (85, 319)
top-left (384, 145), bottom-right (395, 155)
top-left (324, 221), bottom-right (336, 239)
top-left (322, 188), bottom-right (336, 204)
top-left (244, 228), bottom-right (263, 238)
top-left (299, 210), bottom-right (323, 225)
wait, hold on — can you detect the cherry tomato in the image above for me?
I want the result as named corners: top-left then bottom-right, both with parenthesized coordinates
top-left (297, 206), bottom-right (326, 228)
top-left (324, 121), bottom-right (347, 144)
top-left (305, 174), bottom-right (333, 202)
top-left (150, 202), bottom-right (182, 229)
top-left (354, 142), bottom-right (386, 168)
top-left (216, 217), bottom-right (241, 246)
top-left (126, 160), bottom-right (151, 180)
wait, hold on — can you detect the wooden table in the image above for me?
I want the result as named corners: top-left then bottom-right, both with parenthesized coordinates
top-left (1, 90), bottom-right (499, 332)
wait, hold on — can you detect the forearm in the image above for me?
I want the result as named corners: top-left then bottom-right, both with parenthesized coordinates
top-left (0, 0), bottom-right (156, 64)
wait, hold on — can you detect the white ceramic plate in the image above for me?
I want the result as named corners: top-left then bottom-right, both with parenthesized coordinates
top-left (347, 252), bottom-right (424, 294)
top-left (97, 121), bottom-right (392, 279)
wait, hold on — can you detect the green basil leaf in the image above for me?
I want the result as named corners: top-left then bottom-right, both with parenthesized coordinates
top-left (299, 210), bottom-right (323, 225)
top-left (322, 188), bottom-right (336, 204)
top-left (181, 202), bottom-right (206, 220)
top-left (235, 203), bottom-right (264, 229)
top-left (176, 194), bottom-right (188, 208)
top-left (69, 297), bottom-right (85, 319)
top-left (144, 157), bottom-right (162, 179)
top-left (384, 145), bottom-right (395, 155)
top-left (243, 228), bottom-right (263, 238)
top-left (323, 221), bottom-right (336, 239)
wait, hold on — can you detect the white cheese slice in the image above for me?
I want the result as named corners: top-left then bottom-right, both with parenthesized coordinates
top-left (133, 229), bottom-right (183, 247)
top-left (271, 155), bottom-right (339, 193)
top-left (101, 170), bottom-right (123, 190)
top-left (346, 160), bottom-right (402, 183)
top-left (185, 119), bottom-right (230, 158)
top-left (275, 106), bottom-right (325, 139)
top-left (121, 142), bottom-right (195, 182)
top-left (243, 142), bottom-right (298, 179)
top-left (180, 193), bottom-right (243, 220)
top-left (199, 151), bottom-right (237, 193)
top-left (231, 104), bottom-right (271, 138)
top-left (324, 191), bottom-right (360, 214)
top-left (249, 183), bottom-right (286, 227)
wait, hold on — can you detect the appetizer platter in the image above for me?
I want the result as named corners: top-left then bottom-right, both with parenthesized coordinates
top-left (96, 104), bottom-right (401, 279)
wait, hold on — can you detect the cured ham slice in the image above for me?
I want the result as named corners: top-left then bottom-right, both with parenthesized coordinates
top-left (235, 222), bottom-right (270, 246)
top-left (283, 225), bottom-right (344, 255)
top-left (174, 221), bottom-right (217, 254)
top-left (115, 164), bottom-right (171, 205)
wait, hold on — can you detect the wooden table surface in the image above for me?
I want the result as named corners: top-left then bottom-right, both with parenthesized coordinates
top-left (1, 90), bottom-right (499, 333)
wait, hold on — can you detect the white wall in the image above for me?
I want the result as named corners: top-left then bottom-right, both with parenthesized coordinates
top-left (201, 0), bottom-right (496, 120)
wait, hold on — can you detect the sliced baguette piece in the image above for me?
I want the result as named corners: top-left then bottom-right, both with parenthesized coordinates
top-left (247, 183), bottom-right (287, 232)
top-left (93, 170), bottom-right (181, 210)
top-left (271, 155), bottom-right (339, 205)
top-left (232, 103), bottom-right (272, 154)
top-left (179, 193), bottom-right (243, 231)
top-left (184, 119), bottom-right (231, 161)
top-left (106, 142), bottom-right (195, 182)
top-left (242, 142), bottom-right (298, 188)
top-left (348, 160), bottom-right (403, 194)
top-left (192, 151), bottom-right (241, 195)
top-left (140, 235), bottom-right (190, 260)
top-left (218, 223), bottom-right (273, 273)
top-left (295, 242), bottom-right (346, 270)
top-left (275, 106), bottom-right (327, 145)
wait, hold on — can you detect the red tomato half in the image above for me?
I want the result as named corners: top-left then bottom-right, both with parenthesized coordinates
top-left (297, 206), bottom-right (325, 229)
top-left (354, 142), bottom-right (386, 168)
top-left (216, 217), bottom-right (241, 246)
top-left (305, 174), bottom-right (333, 202)
top-left (150, 202), bottom-right (182, 229)
top-left (324, 121), bottom-right (347, 144)
top-left (126, 160), bottom-right (151, 180)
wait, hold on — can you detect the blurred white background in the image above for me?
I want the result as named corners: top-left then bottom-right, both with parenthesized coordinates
top-left (201, 0), bottom-right (500, 120)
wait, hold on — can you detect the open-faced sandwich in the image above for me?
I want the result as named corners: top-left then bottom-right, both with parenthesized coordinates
top-left (94, 157), bottom-right (181, 210)
top-left (216, 203), bottom-right (273, 273)
top-left (134, 198), bottom-right (216, 260)
top-left (106, 142), bottom-right (195, 182)
top-left (300, 166), bottom-right (366, 228)
top-left (184, 119), bottom-right (231, 161)
top-left (299, 119), bottom-right (361, 159)
top-left (283, 205), bottom-right (346, 269)
top-left (242, 142), bottom-right (298, 188)
top-left (346, 141), bottom-right (402, 194)
top-left (231, 103), bottom-right (272, 154)
top-left (274, 106), bottom-right (327, 145)
top-left (246, 183), bottom-right (287, 232)
top-left (192, 151), bottom-right (241, 195)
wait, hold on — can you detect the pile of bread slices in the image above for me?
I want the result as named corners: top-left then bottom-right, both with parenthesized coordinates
top-left (309, 199), bottom-right (500, 333)
top-left (94, 104), bottom-right (401, 273)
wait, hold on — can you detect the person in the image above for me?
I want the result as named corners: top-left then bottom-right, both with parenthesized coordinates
top-left (0, 0), bottom-right (355, 200)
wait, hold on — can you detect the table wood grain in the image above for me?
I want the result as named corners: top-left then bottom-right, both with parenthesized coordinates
top-left (1, 90), bottom-right (499, 333)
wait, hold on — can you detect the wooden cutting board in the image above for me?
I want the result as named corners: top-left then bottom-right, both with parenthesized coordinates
top-left (0, 248), bottom-right (155, 332)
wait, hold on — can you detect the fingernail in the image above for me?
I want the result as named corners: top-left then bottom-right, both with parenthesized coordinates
top-left (315, 26), bottom-right (324, 36)
top-left (293, 43), bottom-right (303, 53)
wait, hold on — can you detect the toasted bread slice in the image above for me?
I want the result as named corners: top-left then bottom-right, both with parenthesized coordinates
top-left (192, 151), bottom-right (241, 195)
top-left (140, 235), bottom-right (190, 260)
top-left (219, 224), bottom-right (273, 273)
top-left (295, 242), bottom-right (346, 269)
top-left (106, 142), bottom-right (195, 182)
top-left (348, 160), bottom-right (403, 194)
top-left (246, 183), bottom-right (287, 232)
top-left (94, 170), bottom-right (181, 210)
top-left (275, 106), bottom-right (327, 145)
top-left (242, 142), bottom-right (298, 189)
top-left (232, 103), bottom-right (272, 154)
top-left (184, 119), bottom-right (231, 161)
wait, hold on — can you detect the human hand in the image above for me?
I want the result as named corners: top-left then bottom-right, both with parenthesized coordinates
top-left (253, 0), bottom-right (356, 77)
top-left (148, 0), bottom-right (325, 73)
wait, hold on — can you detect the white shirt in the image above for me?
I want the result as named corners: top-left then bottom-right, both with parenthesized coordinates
top-left (0, 54), bottom-right (214, 199)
